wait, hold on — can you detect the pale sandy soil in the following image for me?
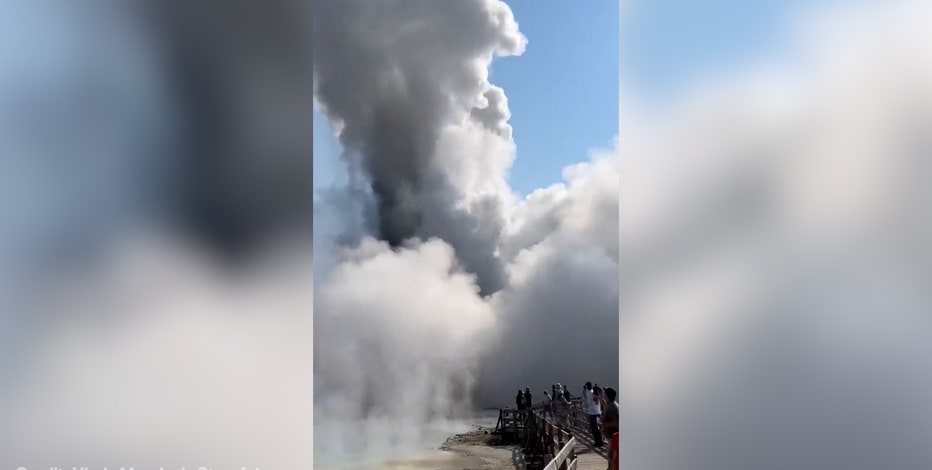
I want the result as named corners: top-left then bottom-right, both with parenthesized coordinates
top-left (331, 426), bottom-right (524, 470)
top-left (378, 444), bottom-right (519, 469)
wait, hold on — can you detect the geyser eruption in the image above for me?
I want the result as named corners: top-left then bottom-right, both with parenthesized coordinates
top-left (313, 0), bottom-right (526, 294)
top-left (314, 238), bottom-right (496, 463)
top-left (313, 0), bottom-right (619, 464)
top-left (313, 0), bottom-right (527, 462)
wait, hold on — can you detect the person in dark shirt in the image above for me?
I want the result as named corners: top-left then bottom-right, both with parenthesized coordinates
top-left (524, 387), bottom-right (532, 411)
top-left (516, 390), bottom-right (526, 411)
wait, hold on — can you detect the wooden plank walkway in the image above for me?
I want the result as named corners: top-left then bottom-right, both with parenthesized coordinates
top-left (562, 398), bottom-right (610, 461)
top-left (573, 452), bottom-right (608, 470)
top-left (495, 403), bottom-right (609, 470)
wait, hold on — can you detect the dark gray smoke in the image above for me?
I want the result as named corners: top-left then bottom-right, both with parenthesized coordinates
top-left (313, 0), bottom-right (526, 293)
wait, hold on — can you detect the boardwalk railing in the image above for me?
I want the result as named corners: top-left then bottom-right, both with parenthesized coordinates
top-left (493, 408), bottom-right (528, 444)
top-left (522, 409), bottom-right (580, 470)
top-left (494, 399), bottom-right (611, 469)
top-left (544, 436), bottom-right (577, 470)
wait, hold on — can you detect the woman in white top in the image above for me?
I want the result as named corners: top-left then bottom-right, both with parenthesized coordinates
top-left (584, 382), bottom-right (604, 447)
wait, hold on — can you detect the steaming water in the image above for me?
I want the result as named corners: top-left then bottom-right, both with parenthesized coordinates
top-left (314, 409), bottom-right (501, 468)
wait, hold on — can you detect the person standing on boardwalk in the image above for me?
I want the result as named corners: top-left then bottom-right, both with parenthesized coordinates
top-left (543, 391), bottom-right (553, 419)
top-left (516, 389), bottom-right (526, 412)
top-left (583, 382), bottom-right (604, 447)
top-left (554, 391), bottom-right (570, 429)
top-left (600, 387), bottom-right (619, 442)
top-left (593, 385), bottom-right (605, 413)
top-left (523, 387), bottom-right (532, 412)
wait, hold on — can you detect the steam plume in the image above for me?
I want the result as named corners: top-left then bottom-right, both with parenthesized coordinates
top-left (313, 0), bottom-right (526, 294)
top-left (313, 0), bottom-right (620, 464)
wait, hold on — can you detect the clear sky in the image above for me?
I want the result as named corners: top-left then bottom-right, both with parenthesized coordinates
top-left (622, 0), bottom-right (854, 102)
top-left (313, 0), bottom-right (619, 199)
top-left (489, 0), bottom-right (619, 196)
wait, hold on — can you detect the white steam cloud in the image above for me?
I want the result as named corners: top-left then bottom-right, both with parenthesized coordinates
top-left (620, 1), bottom-right (932, 469)
top-left (314, 238), bottom-right (495, 463)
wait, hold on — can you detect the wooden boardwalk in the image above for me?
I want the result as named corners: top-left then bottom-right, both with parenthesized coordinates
top-left (562, 399), bottom-right (611, 462)
top-left (573, 452), bottom-right (609, 470)
top-left (494, 400), bottom-right (611, 470)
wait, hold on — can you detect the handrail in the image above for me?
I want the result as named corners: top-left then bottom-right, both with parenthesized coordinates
top-left (502, 405), bottom-right (605, 468)
top-left (543, 436), bottom-right (576, 470)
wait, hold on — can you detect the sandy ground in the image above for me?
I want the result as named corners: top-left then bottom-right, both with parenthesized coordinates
top-left (377, 445), bottom-right (520, 469)
top-left (338, 426), bottom-right (524, 470)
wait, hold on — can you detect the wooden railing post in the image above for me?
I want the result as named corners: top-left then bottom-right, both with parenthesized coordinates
top-left (533, 412), bottom-right (539, 452)
top-left (568, 429), bottom-right (577, 470)
top-left (555, 426), bottom-right (563, 470)
top-left (555, 424), bottom-right (561, 458)
top-left (512, 409), bottom-right (518, 442)
top-left (542, 414), bottom-right (548, 455)
top-left (543, 437), bottom-right (576, 470)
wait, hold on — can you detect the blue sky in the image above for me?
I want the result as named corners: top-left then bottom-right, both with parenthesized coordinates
top-left (622, 0), bottom-right (855, 102)
top-left (489, 0), bottom-right (619, 196)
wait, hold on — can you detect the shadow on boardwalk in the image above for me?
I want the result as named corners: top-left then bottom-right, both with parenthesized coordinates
top-left (565, 422), bottom-right (610, 461)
